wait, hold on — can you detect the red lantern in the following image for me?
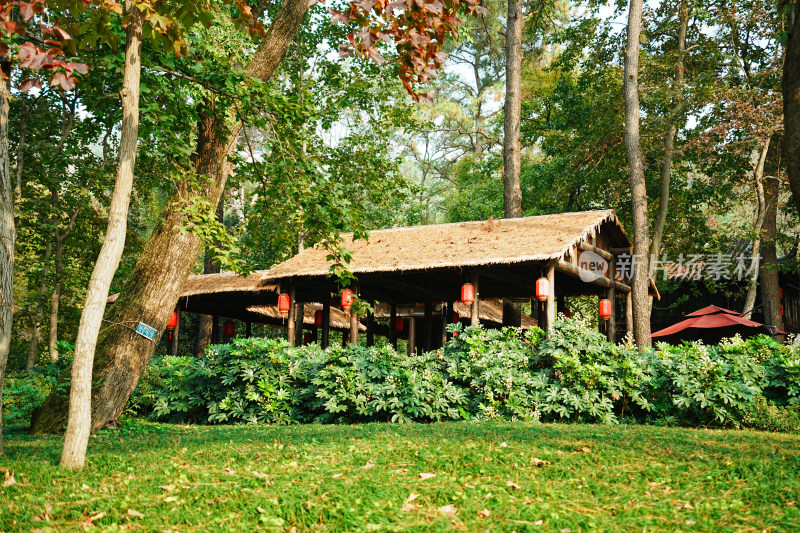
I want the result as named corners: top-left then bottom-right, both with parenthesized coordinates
top-left (599, 299), bottom-right (612, 320)
top-left (564, 309), bottom-right (571, 318)
top-left (223, 320), bottom-right (235, 338)
top-left (452, 312), bottom-right (461, 324)
top-left (395, 317), bottom-right (404, 332)
top-left (166, 311), bottom-right (178, 330)
top-left (278, 293), bottom-right (291, 313)
top-left (461, 283), bottom-right (475, 304)
top-left (314, 310), bottom-right (324, 327)
top-left (341, 289), bottom-right (354, 309)
top-left (780, 287), bottom-right (784, 299)
top-left (535, 277), bottom-right (550, 301)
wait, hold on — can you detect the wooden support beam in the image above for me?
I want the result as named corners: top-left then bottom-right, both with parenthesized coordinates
top-left (555, 260), bottom-right (631, 293)
top-left (626, 292), bottom-right (634, 334)
top-left (359, 276), bottom-right (450, 302)
top-left (607, 255), bottom-right (617, 342)
top-left (408, 316), bottom-right (416, 355)
top-left (578, 241), bottom-right (613, 261)
top-left (366, 300), bottom-right (375, 347)
top-left (390, 303), bottom-right (398, 348)
top-left (321, 297), bottom-right (330, 349)
top-left (287, 285), bottom-right (297, 346)
top-left (169, 306), bottom-right (180, 355)
top-left (349, 283), bottom-right (359, 345)
top-left (424, 299), bottom-right (433, 351)
top-left (294, 302), bottom-right (305, 347)
top-left (470, 272), bottom-right (480, 327)
top-left (546, 263), bottom-right (555, 332)
top-left (211, 313), bottom-right (220, 344)
top-left (502, 300), bottom-right (522, 327)
top-left (609, 246), bottom-right (632, 254)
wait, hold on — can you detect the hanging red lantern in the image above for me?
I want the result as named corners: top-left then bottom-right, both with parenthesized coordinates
top-left (395, 317), bottom-right (404, 332)
top-left (564, 309), bottom-right (571, 318)
top-left (166, 311), bottom-right (178, 330)
top-left (314, 310), bottom-right (324, 327)
top-left (780, 287), bottom-right (784, 299)
top-left (452, 312), bottom-right (461, 324)
top-left (341, 289), bottom-right (354, 309)
top-left (223, 320), bottom-right (235, 338)
top-left (278, 293), bottom-right (291, 313)
top-left (535, 277), bottom-right (550, 301)
top-left (461, 283), bottom-right (475, 304)
top-left (599, 299), bottom-right (612, 320)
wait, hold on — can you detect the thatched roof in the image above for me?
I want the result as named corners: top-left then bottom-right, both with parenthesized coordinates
top-left (452, 300), bottom-right (538, 328)
top-left (183, 271), bottom-right (279, 296)
top-left (247, 303), bottom-right (364, 330)
top-left (268, 210), bottom-right (626, 278)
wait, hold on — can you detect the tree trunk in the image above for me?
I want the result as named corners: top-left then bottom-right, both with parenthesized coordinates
top-left (785, 0), bottom-right (800, 219)
top-left (649, 0), bottom-right (688, 260)
top-left (502, 0), bottom-right (523, 219)
top-left (196, 200), bottom-right (223, 356)
top-left (742, 139), bottom-right (770, 319)
top-left (30, 0), bottom-right (312, 435)
top-left (623, 0), bottom-right (651, 348)
top-left (0, 61), bottom-right (13, 456)
top-left (60, 4), bottom-right (143, 469)
top-left (27, 205), bottom-right (56, 369)
top-left (760, 174), bottom-right (784, 331)
top-left (48, 205), bottom-right (80, 362)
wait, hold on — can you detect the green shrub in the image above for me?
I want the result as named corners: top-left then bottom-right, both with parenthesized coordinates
top-left (2, 342), bottom-right (72, 426)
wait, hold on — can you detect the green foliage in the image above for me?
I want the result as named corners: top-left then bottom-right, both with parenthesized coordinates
top-left (140, 320), bottom-right (800, 432)
top-left (2, 344), bottom-right (72, 426)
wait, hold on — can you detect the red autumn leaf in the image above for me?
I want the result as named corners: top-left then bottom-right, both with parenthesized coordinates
top-left (4, 20), bottom-right (25, 36)
top-left (18, 78), bottom-right (42, 91)
top-left (0, 42), bottom-right (8, 58)
top-left (50, 71), bottom-right (76, 91)
top-left (51, 25), bottom-right (71, 40)
top-left (19, 2), bottom-right (35, 21)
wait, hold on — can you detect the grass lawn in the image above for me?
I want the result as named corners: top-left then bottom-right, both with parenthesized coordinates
top-left (1, 421), bottom-right (799, 532)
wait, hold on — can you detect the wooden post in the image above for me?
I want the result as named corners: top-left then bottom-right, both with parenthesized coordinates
top-left (211, 313), bottom-right (220, 344)
top-left (608, 255), bottom-right (617, 342)
top-left (557, 294), bottom-right (565, 316)
top-left (169, 307), bottom-right (181, 355)
top-left (537, 298), bottom-right (546, 331)
top-left (287, 285), bottom-right (296, 346)
top-left (349, 283), bottom-right (359, 345)
top-left (294, 302), bottom-right (305, 347)
top-left (470, 272), bottom-right (480, 327)
top-left (321, 297), bottom-right (331, 349)
top-left (245, 321), bottom-right (252, 338)
top-left (441, 302), bottom-right (450, 346)
top-left (366, 299), bottom-right (375, 347)
top-left (424, 299), bottom-right (433, 351)
top-left (390, 303), bottom-right (398, 348)
top-left (625, 291), bottom-right (634, 335)
top-left (546, 263), bottom-right (555, 332)
top-left (502, 300), bottom-right (522, 327)
top-left (408, 315), bottom-right (416, 355)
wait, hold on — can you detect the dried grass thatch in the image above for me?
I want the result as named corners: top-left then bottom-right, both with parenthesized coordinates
top-left (247, 303), bottom-right (364, 330)
top-left (452, 300), bottom-right (538, 328)
top-left (267, 210), bottom-right (624, 278)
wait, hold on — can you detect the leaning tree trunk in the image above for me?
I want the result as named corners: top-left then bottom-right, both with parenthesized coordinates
top-left (59, 4), bottom-right (144, 470)
top-left (760, 174), bottom-right (784, 331)
top-left (742, 139), bottom-right (770, 319)
top-left (649, 0), bottom-right (688, 260)
top-left (30, 0), bottom-right (312, 435)
top-left (785, 0), bottom-right (800, 220)
top-left (502, 0), bottom-right (523, 220)
top-left (623, 0), bottom-right (651, 348)
top-left (0, 61), bottom-right (14, 456)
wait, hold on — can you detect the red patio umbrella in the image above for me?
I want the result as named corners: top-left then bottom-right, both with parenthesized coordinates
top-left (652, 305), bottom-right (785, 344)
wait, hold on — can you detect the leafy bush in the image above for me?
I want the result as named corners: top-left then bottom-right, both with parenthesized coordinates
top-left (2, 342), bottom-right (72, 426)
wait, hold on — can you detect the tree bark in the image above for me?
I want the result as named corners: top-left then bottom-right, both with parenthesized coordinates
top-left (623, 0), bottom-right (651, 348)
top-left (0, 60), bottom-right (13, 456)
top-left (760, 173), bottom-right (783, 331)
top-left (649, 0), bottom-right (688, 260)
top-left (785, 0), bottom-right (800, 219)
top-left (48, 205), bottom-right (80, 362)
top-left (742, 139), bottom-right (770, 319)
top-left (27, 203), bottom-right (56, 369)
top-left (30, 0), bottom-right (312, 435)
top-left (502, 0), bottom-right (523, 219)
top-left (60, 4), bottom-right (143, 470)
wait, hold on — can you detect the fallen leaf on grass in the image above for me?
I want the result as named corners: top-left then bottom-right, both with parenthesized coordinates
top-left (164, 497), bottom-right (178, 503)
top-left (478, 508), bottom-right (491, 518)
top-left (252, 471), bottom-right (270, 480)
top-left (560, 528), bottom-right (571, 532)
top-left (81, 512), bottom-right (106, 527)
top-left (500, 442), bottom-right (508, 447)
top-left (418, 472), bottom-right (436, 480)
top-left (159, 485), bottom-right (175, 492)
top-left (256, 506), bottom-right (267, 514)
top-left (2, 469), bottom-right (15, 487)
top-left (534, 519), bottom-right (543, 525)
top-left (401, 493), bottom-right (421, 512)
top-left (682, 502), bottom-right (694, 509)
top-left (332, 473), bottom-right (344, 479)
top-left (507, 481), bottom-right (521, 490)
top-left (222, 467), bottom-right (236, 476)
top-left (438, 504), bottom-right (457, 519)
top-left (363, 460), bottom-right (375, 470)
top-left (126, 509), bottom-right (144, 519)
top-left (576, 446), bottom-right (592, 454)
top-left (531, 457), bottom-right (550, 467)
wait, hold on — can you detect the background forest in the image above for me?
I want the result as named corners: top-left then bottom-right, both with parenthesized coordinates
top-left (6, 0), bottom-right (798, 370)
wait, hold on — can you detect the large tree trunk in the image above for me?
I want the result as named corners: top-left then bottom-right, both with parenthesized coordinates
top-left (30, 0), bottom-right (312, 435)
top-left (786, 0), bottom-right (800, 219)
top-left (742, 139), bottom-right (770, 319)
top-left (502, 0), bottom-right (523, 219)
top-left (760, 173), bottom-right (784, 331)
top-left (0, 61), bottom-right (14, 456)
top-left (59, 4), bottom-right (143, 469)
top-left (623, 0), bottom-right (651, 348)
top-left (649, 0), bottom-right (688, 260)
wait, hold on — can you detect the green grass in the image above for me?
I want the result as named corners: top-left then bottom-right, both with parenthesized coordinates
top-left (1, 421), bottom-right (799, 532)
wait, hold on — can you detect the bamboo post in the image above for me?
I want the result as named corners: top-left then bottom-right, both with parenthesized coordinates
top-left (294, 302), bottom-right (305, 347)
top-left (470, 272), bottom-right (480, 327)
top-left (287, 285), bottom-right (296, 346)
top-left (408, 316), bottom-right (416, 355)
top-left (169, 306), bottom-right (180, 355)
top-left (321, 297), bottom-right (330, 349)
top-left (390, 303), bottom-right (398, 348)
